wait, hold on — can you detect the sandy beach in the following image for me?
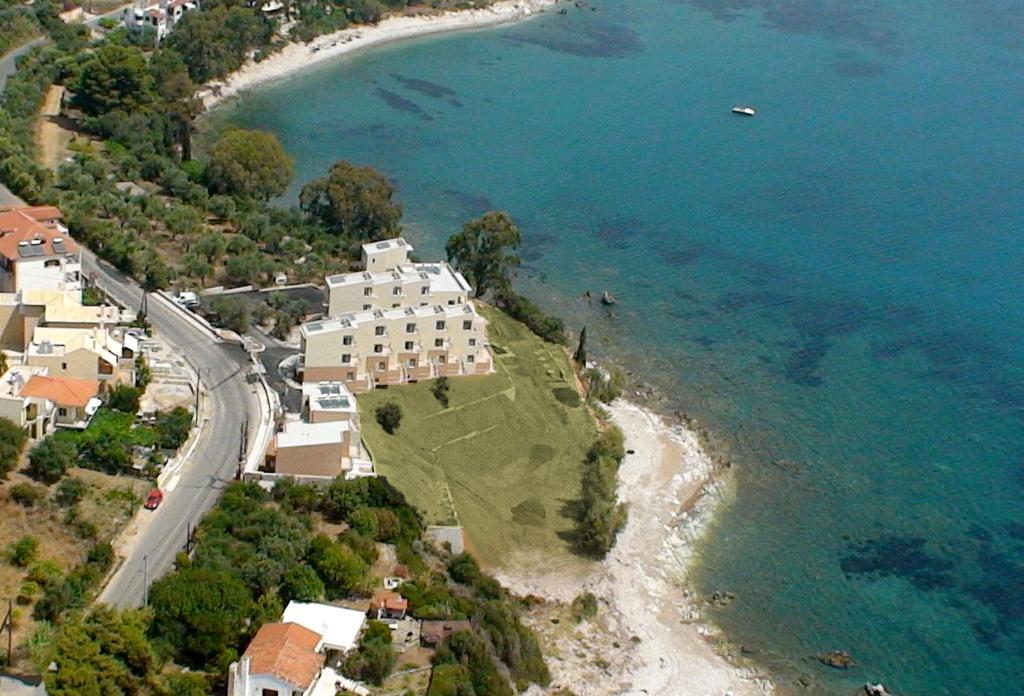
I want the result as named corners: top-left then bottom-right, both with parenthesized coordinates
top-left (200, 0), bottom-right (557, 108)
top-left (497, 401), bottom-right (774, 696)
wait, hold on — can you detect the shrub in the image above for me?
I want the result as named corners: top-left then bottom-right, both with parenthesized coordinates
top-left (430, 377), bottom-right (450, 408)
top-left (586, 366), bottom-right (624, 404)
top-left (576, 428), bottom-right (628, 557)
top-left (8, 482), bottom-right (45, 508)
top-left (27, 437), bottom-right (79, 484)
top-left (570, 592), bottom-right (599, 622)
top-left (342, 620), bottom-right (395, 685)
top-left (7, 535), bottom-right (39, 567)
top-left (155, 407), bottom-right (192, 449)
top-left (0, 417), bottom-right (28, 479)
top-left (494, 289), bottom-right (567, 345)
top-left (54, 477), bottom-right (87, 507)
top-left (375, 402), bottom-right (402, 434)
top-left (108, 384), bottom-right (142, 414)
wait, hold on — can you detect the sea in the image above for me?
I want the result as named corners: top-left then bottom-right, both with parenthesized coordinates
top-left (216, 1), bottom-right (1024, 693)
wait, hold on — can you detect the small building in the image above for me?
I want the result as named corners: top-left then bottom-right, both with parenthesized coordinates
top-left (281, 601), bottom-right (367, 657)
top-left (369, 590), bottom-right (408, 620)
top-left (227, 622), bottom-right (325, 696)
top-left (20, 374), bottom-right (101, 429)
top-left (27, 326), bottom-right (138, 390)
top-left (0, 366), bottom-right (56, 439)
top-left (123, 0), bottom-right (198, 41)
top-left (265, 419), bottom-right (358, 480)
top-left (302, 381), bottom-right (358, 424)
top-left (0, 206), bottom-right (80, 294)
top-left (420, 620), bottom-right (473, 647)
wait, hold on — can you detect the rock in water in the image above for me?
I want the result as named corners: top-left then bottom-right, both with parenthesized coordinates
top-left (818, 650), bottom-right (855, 669)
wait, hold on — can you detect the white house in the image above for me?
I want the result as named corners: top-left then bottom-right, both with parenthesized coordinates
top-left (123, 0), bottom-right (198, 41)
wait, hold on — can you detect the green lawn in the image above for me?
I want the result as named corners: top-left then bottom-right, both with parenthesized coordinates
top-left (357, 306), bottom-right (597, 567)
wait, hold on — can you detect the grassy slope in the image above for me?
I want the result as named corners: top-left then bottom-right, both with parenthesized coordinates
top-left (357, 306), bottom-right (596, 567)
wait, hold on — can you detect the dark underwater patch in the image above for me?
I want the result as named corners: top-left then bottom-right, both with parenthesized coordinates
top-left (593, 217), bottom-right (642, 249)
top-left (840, 535), bottom-right (956, 591)
top-left (503, 20), bottom-right (644, 58)
top-left (832, 60), bottom-right (887, 77)
top-left (389, 74), bottom-right (462, 106)
top-left (441, 189), bottom-right (496, 215)
top-left (372, 89), bottom-right (433, 121)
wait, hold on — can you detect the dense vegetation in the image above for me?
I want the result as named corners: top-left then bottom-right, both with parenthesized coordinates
top-left (576, 428), bottom-right (628, 556)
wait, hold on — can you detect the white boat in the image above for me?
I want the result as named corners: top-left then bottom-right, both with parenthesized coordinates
top-left (732, 106), bottom-right (756, 116)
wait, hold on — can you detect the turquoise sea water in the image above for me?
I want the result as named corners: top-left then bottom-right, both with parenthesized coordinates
top-left (219, 1), bottom-right (1024, 692)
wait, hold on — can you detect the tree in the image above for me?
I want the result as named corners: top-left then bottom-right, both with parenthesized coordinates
top-left (375, 402), bottom-right (402, 434)
top-left (574, 326), bottom-right (587, 365)
top-left (306, 535), bottom-right (368, 598)
top-left (445, 211), bottom-right (522, 298)
top-left (281, 564), bottom-right (324, 603)
top-left (155, 407), bottom-right (193, 449)
top-left (75, 44), bottom-right (155, 117)
top-left (209, 295), bottom-right (251, 333)
top-left (299, 161), bottom-right (402, 240)
top-left (148, 566), bottom-right (256, 670)
top-left (577, 429), bottom-right (628, 557)
top-left (205, 127), bottom-right (293, 200)
top-left (27, 437), bottom-right (78, 484)
top-left (108, 384), bottom-right (142, 414)
top-left (343, 620), bottom-right (395, 685)
top-left (55, 477), bottom-right (87, 507)
top-left (430, 377), bottom-right (450, 408)
top-left (0, 416), bottom-right (27, 479)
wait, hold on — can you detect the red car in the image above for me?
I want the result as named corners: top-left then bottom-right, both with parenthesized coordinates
top-left (144, 489), bottom-right (163, 510)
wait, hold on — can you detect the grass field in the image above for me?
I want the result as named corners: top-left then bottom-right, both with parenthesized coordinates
top-left (357, 306), bottom-right (597, 568)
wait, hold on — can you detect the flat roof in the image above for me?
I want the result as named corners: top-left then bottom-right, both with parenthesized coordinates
top-left (276, 420), bottom-right (351, 449)
top-left (282, 601), bottom-right (366, 653)
top-left (361, 237), bottom-right (411, 256)
top-left (302, 302), bottom-right (480, 337)
top-left (302, 381), bottom-right (356, 413)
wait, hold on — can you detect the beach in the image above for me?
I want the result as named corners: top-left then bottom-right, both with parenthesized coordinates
top-left (496, 401), bottom-right (773, 696)
top-left (200, 0), bottom-right (557, 108)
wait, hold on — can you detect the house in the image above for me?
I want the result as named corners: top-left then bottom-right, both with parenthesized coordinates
top-left (0, 366), bottom-right (56, 439)
top-left (326, 238), bottom-right (472, 317)
top-left (227, 622), bottom-right (325, 696)
top-left (19, 374), bottom-right (101, 429)
top-left (22, 289), bottom-right (124, 329)
top-left (281, 601), bottom-right (367, 657)
top-left (123, 0), bottom-right (198, 41)
top-left (264, 419), bottom-right (361, 480)
top-left (302, 381), bottom-right (358, 424)
top-left (299, 303), bottom-right (492, 391)
top-left (0, 206), bottom-right (80, 293)
top-left (420, 620), bottom-right (473, 647)
top-left (26, 326), bottom-right (138, 389)
top-left (369, 590), bottom-right (408, 620)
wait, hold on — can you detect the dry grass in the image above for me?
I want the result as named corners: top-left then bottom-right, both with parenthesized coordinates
top-left (357, 307), bottom-right (597, 569)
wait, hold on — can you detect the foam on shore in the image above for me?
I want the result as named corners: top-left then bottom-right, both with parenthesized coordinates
top-left (200, 0), bottom-right (557, 109)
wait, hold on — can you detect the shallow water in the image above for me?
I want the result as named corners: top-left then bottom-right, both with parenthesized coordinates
top-left (218, 1), bottom-right (1024, 692)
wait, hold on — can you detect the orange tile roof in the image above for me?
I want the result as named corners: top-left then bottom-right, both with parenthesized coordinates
top-left (371, 590), bottom-right (409, 612)
top-left (20, 375), bottom-right (100, 408)
top-left (0, 206), bottom-right (77, 262)
top-left (243, 622), bottom-right (324, 689)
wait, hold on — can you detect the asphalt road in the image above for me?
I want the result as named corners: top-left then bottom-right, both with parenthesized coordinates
top-left (85, 250), bottom-right (260, 608)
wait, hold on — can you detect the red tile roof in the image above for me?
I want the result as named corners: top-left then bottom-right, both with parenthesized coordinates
top-left (21, 375), bottom-right (100, 408)
top-left (0, 206), bottom-right (77, 261)
top-left (243, 622), bottom-right (324, 689)
top-left (370, 590), bottom-right (409, 613)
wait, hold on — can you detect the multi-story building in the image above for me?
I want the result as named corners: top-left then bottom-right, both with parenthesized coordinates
top-left (122, 0), bottom-right (198, 41)
top-left (300, 303), bottom-right (492, 392)
top-left (326, 237), bottom-right (472, 316)
top-left (0, 206), bottom-right (80, 293)
top-left (26, 326), bottom-right (139, 390)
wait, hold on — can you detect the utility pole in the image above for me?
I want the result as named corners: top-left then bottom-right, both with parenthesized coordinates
top-left (3, 598), bottom-right (12, 666)
top-left (129, 480), bottom-right (135, 516)
top-left (236, 416), bottom-right (249, 480)
top-left (142, 554), bottom-right (149, 607)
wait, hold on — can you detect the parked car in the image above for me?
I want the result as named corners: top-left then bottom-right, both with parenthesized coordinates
top-left (144, 489), bottom-right (163, 510)
top-left (173, 291), bottom-right (200, 309)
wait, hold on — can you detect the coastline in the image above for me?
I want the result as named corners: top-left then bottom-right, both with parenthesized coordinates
top-left (496, 400), bottom-right (774, 695)
top-left (199, 0), bottom-right (558, 109)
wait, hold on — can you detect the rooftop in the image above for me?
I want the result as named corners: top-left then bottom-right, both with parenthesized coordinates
top-left (242, 622), bottom-right (324, 689)
top-left (282, 601), bottom-right (366, 653)
top-left (0, 206), bottom-right (76, 261)
top-left (21, 289), bottom-right (120, 325)
top-left (302, 381), bottom-right (356, 413)
top-left (21, 374), bottom-right (101, 408)
top-left (370, 590), bottom-right (409, 613)
top-left (361, 237), bottom-right (411, 257)
top-left (302, 303), bottom-right (479, 337)
top-left (0, 367), bottom-right (48, 400)
top-left (275, 419), bottom-right (351, 449)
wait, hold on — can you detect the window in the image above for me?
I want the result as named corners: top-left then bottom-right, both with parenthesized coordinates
top-left (463, 320), bottom-right (472, 330)
top-left (436, 320), bottom-right (446, 330)
top-left (58, 407), bottom-right (67, 417)
top-left (373, 344), bottom-right (383, 354)
top-left (392, 287), bottom-right (402, 296)
top-left (392, 303), bottom-right (399, 308)
top-left (405, 323), bottom-right (416, 333)
top-left (448, 300), bottom-right (456, 305)
top-left (404, 341), bottom-right (414, 350)
top-left (408, 359), bottom-right (417, 367)
top-left (467, 355), bottom-right (475, 363)
top-left (469, 338), bottom-right (476, 347)
top-left (346, 372), bottom-right (355, 380)
top-left (341, 354), bottom-right (351, 363)
top-left (261, 689), bottom-right (279, 696)
top-left (342, 335), bottom-right (353, 346)
top-left (437, 356), bottom-right (446, 364)
top-left (420, 286), bottom-right (429, 295)
top-left (434, 338), bottom-right (443, 348)
top-left (61, 362), bottom-right (67, 370)
top-left (375, 326), bottom-right (385, 336)
top-left (378, 361), bottom-right (386, 371)
top-left (363, 287), bottom-right (373, 296)
top-left (362, 304), bottom-right (371, 311)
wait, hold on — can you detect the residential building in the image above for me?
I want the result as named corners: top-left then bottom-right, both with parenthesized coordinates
top-left (26, 327), bottom-right (138, 389)
top-left (0, 366), bottom-right (55, 439)
top-left (227, 622), bottom-right (324, 696)
top-left (281, 601), bottom-right (366, 657)
top-left (0, 206), bottom-right (80, 293)
top-left (22, 289), bottom-right (124, 329)
top-left (300, 303), bottom-right (492, 392)
top-left (0, 292), bottom-right (42, 352)
top-left (369, 591), bottom-right (408, 620)
top-left (301, 381), bottom-right (358, 424)
top-left (123, 0), bottom-right (198, 41)
top-left (264, 419), bottom-right (361, 480)
top-left (20, 374), bottom-right (101, 429)
top-left (326, 238), bottom-right (471, 316)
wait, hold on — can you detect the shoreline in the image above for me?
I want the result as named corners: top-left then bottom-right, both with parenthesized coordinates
top-left (496, 400), bottom-right (774, 695)
top-left (199, 0), bottom-right (558, 109)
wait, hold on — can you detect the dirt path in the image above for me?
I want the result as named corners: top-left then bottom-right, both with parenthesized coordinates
top-left (37, 84), bottom-right (71, 170)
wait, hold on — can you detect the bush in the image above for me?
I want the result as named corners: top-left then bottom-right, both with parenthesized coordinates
top-left (342, 620), bottom-right (395, 685)
top-left (576, 428), bottom-right (628, 557)
top-left (281, 564), bottom-right (324, 603)
top-left (8, 482), bottom-right (45, 508)
top-left (430, 377), bottom-right (450, 408)
top-left (0, 417), bottom-right (28, 479)
top-left (54, 477), bottom-right (87, 508)
top-left (27, 437), bottom-right (79, 484)
top-left (586, 366), bottom-right (624, 404)
top-left (375, 402), bottom-right (402, 434)
top-left (570, 592), bottom-right (599, 622)
top-left (494, 289), bottom-right (567, 345)
top-left (7, 535), bottom-right (39, 567)
top-left (155, 407), bottom-right (192, 449)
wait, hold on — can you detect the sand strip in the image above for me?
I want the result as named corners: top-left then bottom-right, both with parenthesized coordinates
top-left (201, 0), bottom-right (557, 109)
top-left (497, 401), bottom-right (774, 695)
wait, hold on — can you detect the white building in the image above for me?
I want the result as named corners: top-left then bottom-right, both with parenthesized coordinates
top-left (0, 206), bottom-right (80, 294)
top-left (123, 0), bottom-right (198, 41)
